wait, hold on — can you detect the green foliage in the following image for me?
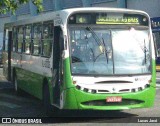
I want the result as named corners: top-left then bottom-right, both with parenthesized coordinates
top-left (0, 0), bottom-right (43, 14)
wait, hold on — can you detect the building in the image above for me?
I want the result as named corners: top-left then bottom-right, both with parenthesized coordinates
top-left (0, 0), bottom-right (160, 47)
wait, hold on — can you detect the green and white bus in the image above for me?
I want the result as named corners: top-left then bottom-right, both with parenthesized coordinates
top-left (3, 7), bottom-right (156, 111)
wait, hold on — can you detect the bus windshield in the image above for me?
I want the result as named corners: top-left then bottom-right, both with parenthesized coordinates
top-left (69, 26), bottom-right (151, 75)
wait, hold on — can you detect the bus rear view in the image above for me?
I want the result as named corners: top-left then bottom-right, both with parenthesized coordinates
top-left (64, 9), bottom-right (156, 110)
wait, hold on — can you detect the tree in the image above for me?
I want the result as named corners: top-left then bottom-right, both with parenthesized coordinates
top-left (0, 0), bottom-right (43, 14)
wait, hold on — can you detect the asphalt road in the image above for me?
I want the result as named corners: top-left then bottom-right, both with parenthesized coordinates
top-left (0, 68), bottom-right (160, 124)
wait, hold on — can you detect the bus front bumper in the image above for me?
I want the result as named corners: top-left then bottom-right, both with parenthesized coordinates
top-left (63, 86), bottom-right (155, 110)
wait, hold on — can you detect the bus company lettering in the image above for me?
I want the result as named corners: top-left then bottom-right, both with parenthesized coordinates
top-left (12, 118), bottom-right (42, 124)
top-left (27, 119), bottom-right (42, 124)
top-left (42, 59), bottom-right (50, 68)
top-left (138, 118), bottom-right (158, 123)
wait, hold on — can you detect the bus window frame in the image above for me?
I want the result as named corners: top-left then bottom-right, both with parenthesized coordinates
top-left (12, 26), bottom-right (17, 52)
top-left (32, 22), bottom-right (42, 56)
top-left (16, 25), bottom-right (24, 54)
top-left (41, 20), bottom-right (54, 58)
top-left (3, 28), bottom-right (9, 52)
top-left (23, 24), bottom-right (32, 55)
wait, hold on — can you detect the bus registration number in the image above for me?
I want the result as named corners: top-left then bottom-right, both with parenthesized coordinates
top-left (106, 96), bottom-right (122, 102)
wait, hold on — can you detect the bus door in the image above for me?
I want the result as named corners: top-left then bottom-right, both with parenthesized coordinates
top-left (52, 26), bottom-right (64, 106)
top-left (3, 28), bottom-right (12, 81)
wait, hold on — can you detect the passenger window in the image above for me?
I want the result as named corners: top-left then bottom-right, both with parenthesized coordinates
top-left (4, 28), bottom-right (9, 51)
top-left (42, 21), bottom-right (53, 57)
top-left (24, 25), bottom-right (31, 54)
top-left (17, 26), bottom-right (24, 53)
top-left (12, 27), bottom-right (17, 52)
top-left (33, 23), bottom-right (42, 55)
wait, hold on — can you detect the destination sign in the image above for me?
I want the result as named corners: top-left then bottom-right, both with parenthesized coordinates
top-left (68, 13), bottom-right (149, 26)
top-left (96, 17), bottom-right (139, 24)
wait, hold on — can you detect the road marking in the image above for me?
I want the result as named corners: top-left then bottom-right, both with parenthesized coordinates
top-left (0, 101), bottom-right (21, 109)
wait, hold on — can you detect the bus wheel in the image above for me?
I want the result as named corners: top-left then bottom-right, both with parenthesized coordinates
top-left (43, 84), bottom-right (52, 116)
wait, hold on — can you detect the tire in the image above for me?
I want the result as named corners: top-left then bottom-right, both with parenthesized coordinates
top-left (43, 84), bottom-right (52, 116)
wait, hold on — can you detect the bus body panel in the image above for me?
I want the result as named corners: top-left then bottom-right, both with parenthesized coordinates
top-left (62, 86), bottom-right (155, 110)
top-left (16, 68), bottom-right (43, 99)
top-left (11, 51), bottom-right (53, 100)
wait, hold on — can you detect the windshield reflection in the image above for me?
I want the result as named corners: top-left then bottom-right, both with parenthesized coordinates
top-left (69, 27), bottom-right (151, 75)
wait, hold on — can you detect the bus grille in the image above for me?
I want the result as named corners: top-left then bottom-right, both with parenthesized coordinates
top-left (81, 99), bottom-right (144, 106)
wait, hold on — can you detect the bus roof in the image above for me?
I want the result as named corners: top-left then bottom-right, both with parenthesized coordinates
top-left (64, 7), bottom-right (148, 15)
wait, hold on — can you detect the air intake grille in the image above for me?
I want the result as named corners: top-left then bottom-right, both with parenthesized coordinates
top-left (81, 99), bottom-right (144, 106)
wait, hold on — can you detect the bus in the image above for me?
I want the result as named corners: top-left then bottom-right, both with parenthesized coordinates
top-left (151, 17), bottom-right (160, 71)
top-left (3, 8), bottom-right (156, 112)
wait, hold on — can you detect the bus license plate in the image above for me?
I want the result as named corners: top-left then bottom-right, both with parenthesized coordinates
top-left (106, 96), bottom-right (122, 102)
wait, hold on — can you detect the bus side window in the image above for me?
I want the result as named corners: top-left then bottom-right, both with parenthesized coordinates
top-left (12, 27), bottom-right (17, 52)
top-left (42, 21), bottom-right (53, 57)
top-left (32, 23), bottom-right (42, 55)
top-left (17, 26), bottom-right (24, 53)
top-left (4, 28), bottom-right (9, 51)
top-left (24, 25), bottom-right (32, 54)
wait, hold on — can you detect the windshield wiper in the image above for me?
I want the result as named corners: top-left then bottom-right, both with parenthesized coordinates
top-left (143, 39), bottom-right (151, 65)
top-left (85, 27), bottom-right (109, 63)
top-left (102, 37), bottom-right (108, 63)
top-left (144, 39), bottom-right (148, 64)
top-left (86, 27), bottom-right (103, 47)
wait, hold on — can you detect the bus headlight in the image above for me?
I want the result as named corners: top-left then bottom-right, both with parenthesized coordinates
top-left (91, 89), bottom-right (97, 94)
top-left (76, 85), bottom-right (81, 90)
top-left (131, 89), bottom-right (136, 92)
top-left (138, 87), bottom-right (143, 91)
top-left (145, 84), bottom-right (150, 88)
top-left (83, 88), bottom-right (89, 92)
